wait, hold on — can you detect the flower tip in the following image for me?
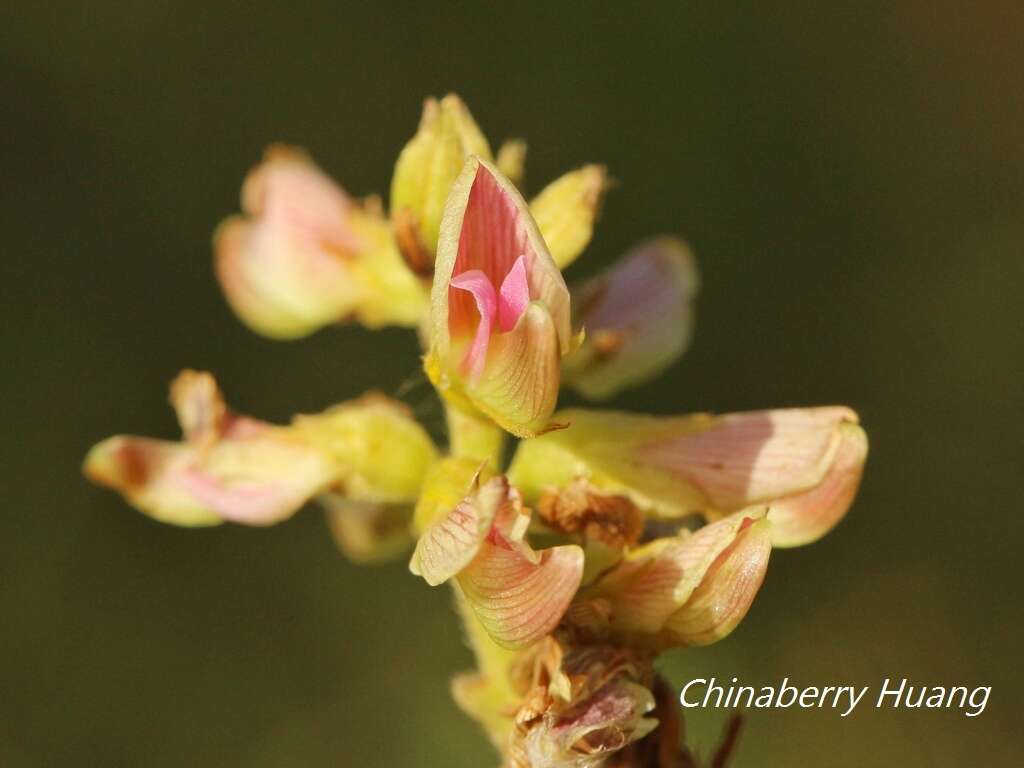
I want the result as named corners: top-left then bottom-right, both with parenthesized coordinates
top-left (530, 163), bottom-right (610, 269)
top-left (767, 421), bottom-right (868, 547)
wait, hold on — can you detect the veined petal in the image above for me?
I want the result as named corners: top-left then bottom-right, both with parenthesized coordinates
top-left (509, 406), bottom-right (863, 519)
top-left (412, 456), bottom-right (493, 533)
top-left (587, 510), bottom-right (766, 635)
top-left (766, 423), bottom-right (868, 547)
top-left (458, 541), bottom-right (584, 649)
top-left (641, 406), bottom-right (857, 510)
top-left (409, 475), bottom-right (507, 586)
top-left (563, 237), bottom-right (699, 400)
top-left (431, 156), bottom-right (571, 364)
top-left (661, 517), bottom-right (772, 646)
top-left (530, 165), bottom-right (608, 270)
top-left (466, 302), bottom-right (562, 438)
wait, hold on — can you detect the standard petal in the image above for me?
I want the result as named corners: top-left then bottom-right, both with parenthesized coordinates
top-left (640, 406), bottom-right (858, 510)
top-left (563, 237), bottom-right (699, 400)
top-left (458, 541), bottom-right (584, 649)
top-left (409, 475), bottom-right (507, 586)
top-left (431, 157), bottom-right (571, 364)
top-left (509, 406), bottom-right (862, 519)
top-left (530, 165), bottom-right (608, 270)
top-left (766, 422), bottom-right (868, 547)
top-left (466, 302), bottom-right (562, 438)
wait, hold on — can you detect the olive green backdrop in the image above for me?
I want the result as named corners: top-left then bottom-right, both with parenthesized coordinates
top-left (2, 2), bottom-right (1021, 766)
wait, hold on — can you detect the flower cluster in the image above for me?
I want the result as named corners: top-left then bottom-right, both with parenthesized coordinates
top-left (85, 94), bottom-right (867, 767)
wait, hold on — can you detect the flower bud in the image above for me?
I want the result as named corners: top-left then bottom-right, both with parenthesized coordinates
top-left (391, 94), bottom-right (492, 271)
top-left (496, 139), bottom-right (527, 187)
top-left (529, 165), bottom-right (608, 270)
top-left (426, 157), bottom-right (574, 437)
top-left (563, 237), bottom-right (699, 400)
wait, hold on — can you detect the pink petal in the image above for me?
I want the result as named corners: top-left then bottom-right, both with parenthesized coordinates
top-left (663, 517), bottom-right (772, 646)
top-left (767, 423), bottom-right (868, 547)
top-left (448, 164), bottom-right (532, 337)
top-left (458, 541), bottom-right (584, 649)
top-left (590, 511), bottom-right (763, 635)
top-left (465, 303), bottom-right (562, 438)
top-left (408, 475), bottom-right (507, 586)
top-left (437, 160), bottom-right (571, 355)
top-left (641, 407), bottom-right (857, 510)
top-left (178, 467), bottom-right (293, 526)
top-left (498, 254), bottom-right (530, 331)
top-left (450, 269), bottom-right (497, 381)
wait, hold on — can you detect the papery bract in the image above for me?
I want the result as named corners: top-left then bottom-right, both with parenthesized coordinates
top-left (509, 640), bottom-right (658, 768)
top-left (563, 237), bottom-right (699, 400)
top-left (426, 157), bottom-right (574, 437)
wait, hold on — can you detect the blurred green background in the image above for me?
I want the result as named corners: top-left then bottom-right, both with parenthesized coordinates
top-left (2, 2), bottom-right (1022, 765)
